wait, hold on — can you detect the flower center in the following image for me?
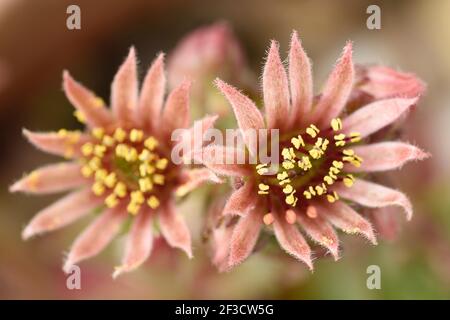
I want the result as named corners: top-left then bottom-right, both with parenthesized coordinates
top-left (79, 127), bottom-right (170, 215)
top-left (255, 118), bottom-right (362, 211)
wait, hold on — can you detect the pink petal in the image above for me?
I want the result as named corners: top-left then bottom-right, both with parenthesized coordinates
top-left (369, 207), bottom-right (401, 241)
top-left (113, 208), bottom-right (154, 278)
top-left (193, 145), bottom-right (251, 177)
top-left (342, 97), bottom-right (418, 138)
top-left (159, 201), bottom-right (192, 258)
top-left (212, 224), bottom-right (234, 273)
top-left (288, 31), bottom-right (313, 128)
top-left (316, 201), bottom-right (377, 244)
top-left (222, 181), bottom-right (255, 216)
top-left (175, 168), bottom-right (222, 197)
top-left (177, 114), bottom-right (218, 155)
top-left (63, 71), bottom-right (113, 128)
top-left (215, 79), bottom-right (265, 156)
top-left (347, 142), bottom-right (430, 172)
top-left (334, 178), bottom-right (413, 221)
top-left (273, 212), bottom-right (313, 270)
top-left (161, 80), bottom-right (191, 138)
top-left (228, 205), bottom-right (262, 268)
top-left (23, 129), bottom-right (90, 158)
top-left (137, 53), bottom-right (166, 130)
top-left (263, 40), bottom-right (289, 130)
top-left (111, 47), bottom-right (138, 125)
top-left (312, 42), bottom-right (354, 127)
top-left (10, 162), bottom-right (86, 194)
top-left (63, 207), bottom-right (126, 273)
top-left (297, 210), bottom-right (339, 260)
top-left (22, 189), bottom-right (102, 240)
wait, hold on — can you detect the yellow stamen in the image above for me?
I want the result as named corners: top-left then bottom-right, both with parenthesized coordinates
top-left (330, 118), bottom-right (343, 131)
top-left (113, 128), bottom-right (127, 142)
top-left (92, 181), bottom-right (105, 196)
top-left (147, 196), bottom-right (160, 209)
top-left (81, 165), bottom-right (93, 178)
top-left (105, 194), bottom-right (119, 208)
top-left (114, 182), bottom-right (127, 198)
top-left (74, 110), bottom-right (86, 123)
top-left (343, 174), bottom-right (355, 187)
top-left (144, 136), bottom-right (158, 150)
top-left (127, 201), bottom-right (141, 215)
top-left (129, 129), bottom-right (144, 142)
top-left (92, 128), bottom-right (104, 140)
top-left (104, 173), bottom-right (117, 188)
top-left (139, 177), bottom-right (153, 192)
top-left (156, 158), bottom-right (168, 170)
top-left (291, 135), bottom-right (305, 149)
top-left (153, 174), bottom-right (165, 185)
top-left (81, 142), bottom-right (94, 156)
top-left (306, 124), bottom-right (320, 138)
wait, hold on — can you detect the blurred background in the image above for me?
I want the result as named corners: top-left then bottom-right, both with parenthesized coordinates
top-left (1, 0), bottom-right (450, 299)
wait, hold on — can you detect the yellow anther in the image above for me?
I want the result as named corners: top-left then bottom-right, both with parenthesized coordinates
top-left (102, 135), bottom-right (115, 147)
top-left (333, 160), bottom-right (344, 169)
top-left (279, 178), bottom-right (291, 186)
top-left (308, 186), bottom-right (316, 196)
top-left (81, 165), bottom-right (93, 178)
top-left (329, 166), bottom-right (340, 175)
top-left (139, 177), bottom-right (153, 192)
top-left (257, 167), bottom-right (269, 175)
top-left (315, 137), bottom-right (324, 148)
top-left (303, 190), bottom-right (312, 199)
top-left (343, 174), bottom-right (355, 187)
top-left (130, 190), bottom-right (145, 204)
top-left (334, 133), bottom-right (346, 141)
top-left (92, 128), bottom-right (104, 140)
top-left (104, 173), bottom-right (117, 188)
top-left (283, 184), bottom-right (294, 194)
top-left (147, 196), bottom-right (160, 209)
top-left (73, 110), bottom-right (86, 123)
top-left (315, 185), bottom-right (325, 195)
top-left (95, 169), bottom-right (108, 182)
top-left (92, 97), bottom-right (105, 108)
top-left (291, 135), bottom-right (305, 149)
top-left (258, 183), bottom-right (270, 195)
top-left (57, 129), bottom-right (68, 138)
top-left (331, 118), bottom-right (343, 131)
top-left (139, 163), bottom-right (149, 177)
top-left (105, 193), bottom-right (119, 208)
top-left (263, 213), bottom-right (275, 225)
top-left (81, 142), bottom-right (94, 156)
top-left (285, 191), bottom-right (298, 206)
top-left (343, 149), bottom-right (355, 156)
top-left (144, 136), bottom-right (158, 150)
top-left (153, 174), bottom-right (165, 185)
top-left (129, 129), bottom-right (144, 142)
top-left (335, 140), bottom-right (346, 147)
top-left (277, 171), bottom-right (289, 181)
top-left (349, 132), bottom-right (361, 143)
top-left (321, 139), bottom-right (330, 151)
top-left (306, 124), bottom-right (320, 138)
top-left (298, 156), bottom-right (312, 171)
top-left (113, 128), bottom-right (127, 142)
top-left (139, 149), bottom-right (151, 162)
top-left (94, 144), bottom-right (107, 158)
top-left (115, 144), bottom-right (128, 158)
top-left (156, 158), bottom-right (168, 170)
top-left (92, 181), bottom-right (105, 196)
top-left (309, 147), bottom-right (323, 159)
top-left (326, 191), bottom-right (339, 203)
top-left (88, 157), bottom-right (101, 171)
top-left (324, 175), bottom-right (334, 185)
top-left (146, 165), bottom-right (156, 175)
top-left (127, 202), bottom-right (141, 215)
top-left (114, 182), bottom-right (127, 198)
top-left (282, 160), bottom-right (295, 170)
top-left (125, 147), bottom-right (138, 162)
top-left (281, 147), bottom-right (296, 160)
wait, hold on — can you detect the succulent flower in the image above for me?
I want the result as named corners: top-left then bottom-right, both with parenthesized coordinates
top-left (198, 31), bottom-right (429, 271)
top-left (10, 48), bottom-right (220, 277)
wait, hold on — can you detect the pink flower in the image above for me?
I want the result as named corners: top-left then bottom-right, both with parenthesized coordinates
top-left (10, 48), bottom-right (220, 277)
top-left (199, 32), bottom-right (430, 271)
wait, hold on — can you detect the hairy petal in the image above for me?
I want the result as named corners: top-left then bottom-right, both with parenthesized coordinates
top-left (223, 181), bottom-right (255, 216)
top-left (22, 189), bottom-right (102, 240)
top-left (343, 97), bottom-right (418, 138)
top-left (215, 79), bottom-right (265, 156)
top-left (369, 207), bottom-right (401, 241)
top-left (64, 207), bottom-right (126, 273)
top-left (63, 71), bottom-right (113, 128)
top-left (113, 208), bottom-right (154, 278)
top-left (177, 114), bottom-right (218, 157)
top-left (10, 162), bottom-right (86, 194)
top-left (175, 168), bottom-right (222, 197)
top-left (192, 145), bottom-right (251, 177)
top-left (334, 179), bottom-right (413, 220)
top-left (263, 41), bottom-right (289, 130)
top-left (297, 211), bottom-right (339, 260)
top-left (273, 212), bottom-right (313, 270)
top-left (316, 201), bottom-right (377, 244)
top-left (161, 80), bottom-right (191, 138)
top-left (23, 129), bottom-right (90, 158)
top-left (159, 201), bottom-right (192, 258)
top-left (228, 205), bottom-right (262, 268)
top-left (312, 42), bottom-right (354, 127)
top-left (111, 47), bottom-right (138, 125)
top-left (137, 53), bottom-right (166, 130)
top-left (348, 142), bottom-right (430, 172)
top-left (288, 31), bottom-right (313, 128)
top-left (212, 224), bottom-right (234, 273)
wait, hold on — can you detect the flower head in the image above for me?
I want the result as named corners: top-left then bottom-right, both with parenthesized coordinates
top-left (199, 32), bottom-right (429, 271)
top-left (10, 47), bottom-right (220, 277)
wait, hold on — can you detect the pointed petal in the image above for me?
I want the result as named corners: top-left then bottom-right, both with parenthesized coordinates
top-left (113, 209), bottom-right (153, 278)
top-left (161, 80), bottom-right (191, 137)
top-left (273, 213), bottom-right (313, 270)
top-left (175, 168), bottom-right (222, 197)
top-left (347, 142), bottom-right (430, 172)
top-left (316, 201), bottom-right (377, 244)
top-left (223, 181), bottom-right (255, 216)
top-left (334, 179), bottom-right (413, 220)
top-left (228, 205), bottom-right (262, 268)
top-left (369, 207), bottom-right (401, 241)
top-left (297, 210), bottom-right (339, 260)
top-left (192, 145), bottom-right (251, 177)
top-left (22, 189), bottom-right (102, 240)
top-left (312, 42), bottom-right (354, 127)
top-left (288, 31), bottom-right (313, 128)
top-left (263, 40), bottom-right (289, 129)
top-left (63, 71), bottom-right (113, 128)
top-left (212, 224), bottom-right (234, 273)
top-left (63, 207), bottom-right (126, 273)
top-left (23, 129), bottom-right (90, 158)
top-left (159, 201), bottom-right (192, 258)
top-left (215, 79), bottom-right (265, 156)
top-left (10, 162), bottom-right (86, 194)
top-left (137, 53), bottom-right (166, 129)
top-left (343, 97), bottom-right (418, 138)
top-left (111, 47), bottom-right (138, 125)
top-left (177, 114), bottom-right (218, 150)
